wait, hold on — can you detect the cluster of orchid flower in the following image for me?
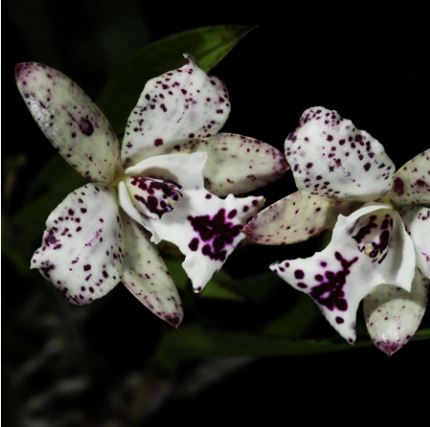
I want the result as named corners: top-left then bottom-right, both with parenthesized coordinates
top-left (16, 55), bottom-right (429, 355)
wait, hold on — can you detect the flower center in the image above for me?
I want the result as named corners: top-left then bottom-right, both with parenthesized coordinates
top-left (124, 176), bottom-right (183, 219)
top-left (348, 210), bottom-right (394, 263)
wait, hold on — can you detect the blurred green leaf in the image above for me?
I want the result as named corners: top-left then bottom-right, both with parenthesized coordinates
top-left (7, 156), bottom-right (84, 269)
top-left (23, 155), bottom-right (84, 203)
top-left (98, 25), bottom-right (256, 134)
top-left (2, 214), bottom-right (29, 273)
top-left (155, 326), bottom-right (430, 372)
top-left (261, 295), bottom-right (318, 337)
top-left (72, 0), bottom-right (149, 76)
top-left (165, 259), bottom-right (242, 301)
top-left (154, 325), bottom-right (368, 372)
top-left (6, 0), bottom-right (60, 63)
top-left (234, 272), bottom-right (278, 303)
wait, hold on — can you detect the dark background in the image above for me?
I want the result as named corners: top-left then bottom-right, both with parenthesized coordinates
top-left (3, 2), bottom-right (429, 426)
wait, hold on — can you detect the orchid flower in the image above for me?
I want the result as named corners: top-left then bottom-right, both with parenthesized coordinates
top-left (16, 56), bottom-right (288, 327)
top-left (245, 106), bottom-right (429, 354)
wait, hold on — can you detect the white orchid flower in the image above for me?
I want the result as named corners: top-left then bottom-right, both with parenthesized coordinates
top-left (16, 56), bottom-right (288, 327)
top-left (245, 106), bottom-right (429, 354)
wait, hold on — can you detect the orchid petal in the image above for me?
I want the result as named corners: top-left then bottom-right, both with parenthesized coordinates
top-left (121, 55), bottom-right (230, 166)
top-left (271, 203), bottom-right (416, 343)
top-left (31, 184), bottom-right (123, 304)
top-left (390, 149), bottom-right (430, 205)
top-left (165, 133), bottom-right (289, 196)
top-left (120, 184), bottom-right (264, 292)
top-left (125, 152), bottom-right (206, 189)
top-left (285, 107), bottom-right (395, 200)
top-left (401, 206), bottom-right (430, 279)
top-left (364, 269), bottom-right (429, 356)
top-left (121, 215), bottom-right (183, 327)
top-left (244, 191), bottom-right (359, 245)
top-left (16, 62), bottom-right (121, 183)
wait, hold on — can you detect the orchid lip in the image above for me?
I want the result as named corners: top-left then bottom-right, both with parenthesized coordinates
top-left (125, 176), bottom-right (183, 219)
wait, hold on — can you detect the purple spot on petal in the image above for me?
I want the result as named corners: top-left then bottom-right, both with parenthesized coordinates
top-left (79, 117), bottom-right (94, 136)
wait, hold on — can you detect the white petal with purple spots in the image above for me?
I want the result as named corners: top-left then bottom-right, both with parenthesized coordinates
top-left (164, 133), bottom-right (289, 196)
top-left (120, 183), bottom-right (264, 292)
top-left (270, 203), bottom-right (416, 343)
top-left (285, 107), bottom-right (395, 200)
top-left (121, 55), bottom-right (230, 166)
top-left (244, 191), bottom-right (359, 244)
top-left (390, 149), bottom-right (430, 206)
top-left (121, 215), bottom-right (183, 327)
top-left (15, 63), bottom-right (121, 183)
top-left (31, 184), bottom-right (124, 304)
top-left (364, 269), bottom-right (429, 356)
top-left (401, 206), bottom-right (430, 279)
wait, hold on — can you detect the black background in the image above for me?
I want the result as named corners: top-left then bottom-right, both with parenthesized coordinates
top-left (3, 2), bottom-right (429, 425)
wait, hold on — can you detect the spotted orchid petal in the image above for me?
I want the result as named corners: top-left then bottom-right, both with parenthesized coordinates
top-left (285, 107), bottom-right (395, 200)
top-left (163, 133), bottom-right (289, 196)
top-left (244, 191), bottom-right (359, 245)
top-left (118, 152), bottom-right (264, 292)
top-left (121, 215), bottom-right (183, 327)
top-left (31, 184), bottom-right (123, 304)
top-left (364, 269), bottom-right (429, 356)
top-left (270, 203), bottom-right (416, 343)
top-left (401, 206), bottom-right (430, 279)
top-left (16, 63), bottom-right (121, 183)
top-left (390, 149), bottom-right (430, 206)
top-left (121, 55), bottom-right (230, 167)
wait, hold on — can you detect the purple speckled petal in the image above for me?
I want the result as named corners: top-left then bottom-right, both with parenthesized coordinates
top-left (390, 149), bottom-right (430, 205)
top-left (270, 203), bottom-right (415, 343)
top-left (244, 191), bottom-right (359, 245)
top-left (121, 215), bottom-right (183, 327)
top-left (119, 181), bottom-right (264, 292)
top-left (401, 206), bottom-right (430, 279)
top-left (121, 55), bottom-right (230, 166)
top-left (164, 133), bottom-right (289, 196)
top-left (285, 107), bottom-right (395, 200)
top-left (31, 184), bottom-right (123, 304)
top-left (364, 269), bottom-right (428, 356)
top-left (16, 63), bottom-right (121, 183)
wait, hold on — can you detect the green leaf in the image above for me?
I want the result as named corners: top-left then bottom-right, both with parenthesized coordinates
top-left (154, 325), bottom-right (369, 372)
top-left (23, 155), bottom-right (84, 204)
top-left (7, 156), bottom-right (84, 267)
top-left (200, 270), bottom-right (243, 301)
top-left (164, 259), bottom-right (242, 301)
top-left (98, 25), bottom-right (256, 134)
top-left (261, 295), bottom-right (319, 338)
top-left (234, 272), bottom-right (278, 303)
top-left (155, 326), bottom-right (430, 372)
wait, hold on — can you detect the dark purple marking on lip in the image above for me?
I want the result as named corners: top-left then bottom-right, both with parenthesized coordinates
top-left (188, 238), bottom-right (199, 251)
top-left (294, 269), bottom-right (305, 279)
top-left (40, 261), bottom-right (55, 279)
top-left (309, 252), bottom-right (358, 311)
top-left (350, 213), bottom-right (393, 264)
top-left (187, 208), bottom-right (242, 261)
top-left (130, 176), bottom-right (183, 218)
